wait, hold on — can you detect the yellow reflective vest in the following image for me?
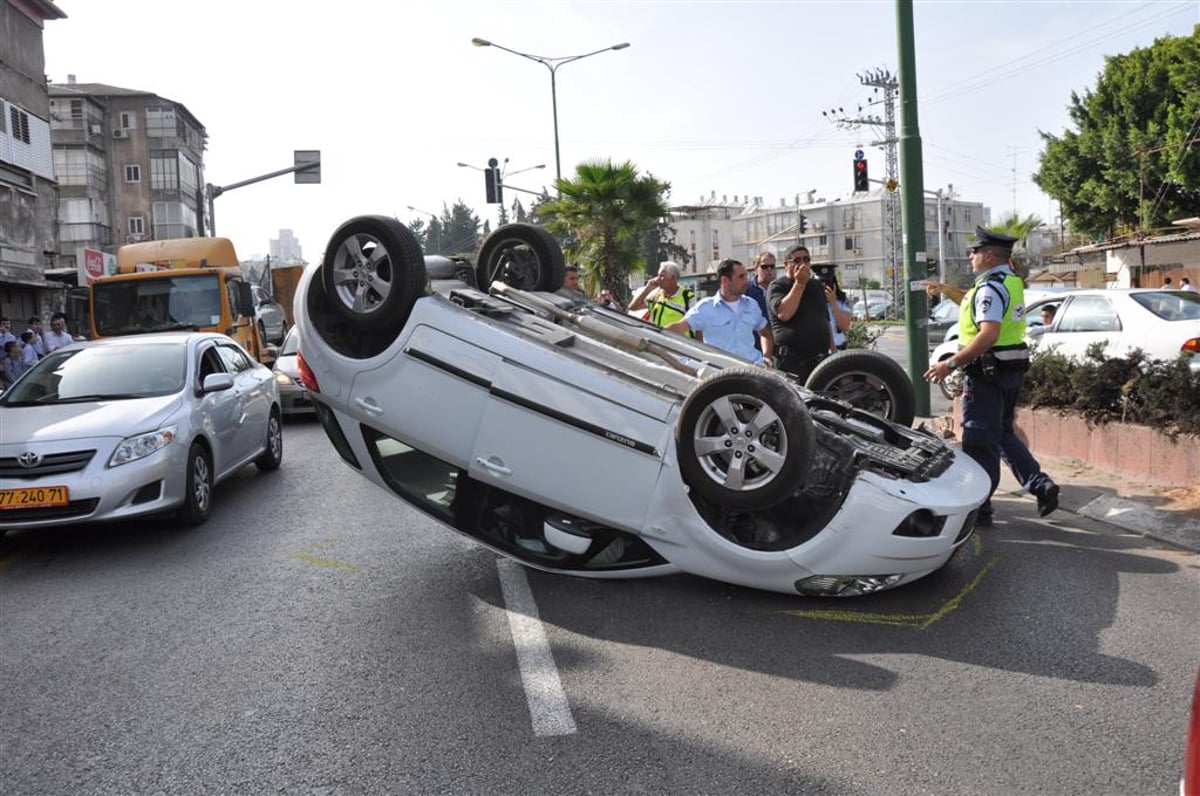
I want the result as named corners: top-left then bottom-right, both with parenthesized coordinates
top-left (958, 271), bottom-right (1027, 348)
top-left (647, 287), bottom-right (695, 330)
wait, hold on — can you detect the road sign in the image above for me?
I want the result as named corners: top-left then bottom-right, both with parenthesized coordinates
top-left (294, 150), bottom-right (321, 184)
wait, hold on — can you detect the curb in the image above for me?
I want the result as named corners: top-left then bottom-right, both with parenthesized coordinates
top-left (915, 418), bottom-right (1200, 554)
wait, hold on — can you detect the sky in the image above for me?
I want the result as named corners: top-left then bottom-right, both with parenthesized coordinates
top-left (40, 0), bottom-right (1200, 261)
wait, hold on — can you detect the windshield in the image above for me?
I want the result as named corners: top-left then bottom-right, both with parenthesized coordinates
top-left (93, 273), bottom-right (223, 336)
top-left (280, 327), bottom-right (299, 356)
top-left (1132, 290), bottom-right (1200, 321)
top-left (1, 341), bottom-right (187, 405)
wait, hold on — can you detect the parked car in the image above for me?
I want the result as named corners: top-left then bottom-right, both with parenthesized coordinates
top-left (273, 326), bottom-right (314, 415)
top-left (926, 298), bottom-right (960, 349)
top-left (292, 216), bottom-right (990, 597)
top-left (1026, 288), bottom-right (1200, 369)
top-left (853, 298), bottom-right (890, 321)
top-left (0, 332), bottom-right (282, 530)
top-left (251, 284), bottom-right (288, 344)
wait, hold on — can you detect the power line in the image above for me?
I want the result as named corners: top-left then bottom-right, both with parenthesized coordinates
top-left (923, 1), bottom-right (1193, 105)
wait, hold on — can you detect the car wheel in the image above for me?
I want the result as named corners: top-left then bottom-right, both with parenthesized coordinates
top-left (804, 350), bottom-right (917, 426)
top-left (255, 411), bottom-right (283, 471)
top-left (320, 215), bottom-right (427, 333)
top-left (805, 350), bottom-right (916, 426)
top-left (177, 443), bottom-right (213, 526)
top-left (935, 353), bottom-right (959, 401)
top-left (676, 367), bottom-right (814, 511)
top-left (475, 224), bottom-right (565, 292)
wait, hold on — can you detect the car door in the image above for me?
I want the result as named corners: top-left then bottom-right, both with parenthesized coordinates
top-left (195, 343), bottom-right (244, 475)
top-left (214, 342), bottom-right (270, 466)
top-left (1039, 294), bottom-right (1122, 360)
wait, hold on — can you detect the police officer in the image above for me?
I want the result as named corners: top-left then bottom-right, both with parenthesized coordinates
top-left (628, 261), bottom-right (695, 332)
top-left (924, 226), bottom-right (1059, 526)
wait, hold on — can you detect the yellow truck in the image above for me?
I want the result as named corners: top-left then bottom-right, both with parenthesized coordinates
top-left (88, 237), bottom-right (272, 362)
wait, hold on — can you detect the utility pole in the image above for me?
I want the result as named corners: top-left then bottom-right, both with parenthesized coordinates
top-left (825, 69), bottom-right (901, 316)
top-left (896, 0), bottom-right (931, 417)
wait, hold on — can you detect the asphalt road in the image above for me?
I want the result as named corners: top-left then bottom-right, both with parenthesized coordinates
top-left (2, 418), bottom-right (1197, 795)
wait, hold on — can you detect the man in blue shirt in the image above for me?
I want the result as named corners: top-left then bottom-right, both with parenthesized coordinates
top-left (667, 258), bottom-right (774, 364)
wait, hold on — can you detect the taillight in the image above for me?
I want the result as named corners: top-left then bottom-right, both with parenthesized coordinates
top-left (1182, 338), bottom-right (1200, 355)
top-left (297, 351), bottom-right (319, 392)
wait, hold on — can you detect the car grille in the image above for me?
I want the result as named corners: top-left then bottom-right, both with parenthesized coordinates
top-left (0, 498), bottom-right (100, 523)
top-left (0, 450), bottom-right (97, 479)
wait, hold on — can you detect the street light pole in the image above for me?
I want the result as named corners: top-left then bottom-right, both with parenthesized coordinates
top-left (471, 37), bottom-right (630, 185)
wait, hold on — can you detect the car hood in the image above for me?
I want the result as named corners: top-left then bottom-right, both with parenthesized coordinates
top-left (0, 395), bottom-right (184, 444)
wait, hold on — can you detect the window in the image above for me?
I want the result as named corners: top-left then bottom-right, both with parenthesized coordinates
top-left (1055, 296), bottom-right (1121, 333)
top-left (145, 105), bottom-right (178, 138)
top-left (9, 106), bottom-right (30, 144)
top-left (150, 150), bottom-right (178, 189)
top-left (128, 217), bottom-right (145, 235)
top-left (216, 344), bottom-right (252, 374)
top-left (119, 112), bottom-right (134, 130)
top-left (152, 201), bottom-right (196, 239)
top-left (125, 164), bottom-right (141, 183)
top-left (844, 235), bottom-right (863, 252)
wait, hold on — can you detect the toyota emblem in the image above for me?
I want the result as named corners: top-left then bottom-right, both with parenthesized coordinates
top-left (17, 451), bottom-right (42, 468)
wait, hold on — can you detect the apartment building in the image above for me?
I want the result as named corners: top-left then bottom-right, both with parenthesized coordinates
top-left (47, 77), bottom-right (208, 274)
top-left (669, 188), bottom-right (988, 291)
top-left (0, 0), bottom-right (67, 323)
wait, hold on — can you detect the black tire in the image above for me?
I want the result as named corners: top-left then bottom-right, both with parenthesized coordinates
top-left (176, 443), bottom-right (213, 526)
top-left (320, 215), bottom-right (427, 333)
top-left (676, 367), bottom-right (815, 511)
top-left (255, 411), bottom-right (283, 471)
top-left (804, 350), bottom-right (916, 427)
top-left (475, 224), bottom-right (565, 292)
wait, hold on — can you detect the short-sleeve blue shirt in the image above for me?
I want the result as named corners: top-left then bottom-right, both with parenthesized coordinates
top-left (682, 294), bottom-right (767, 363)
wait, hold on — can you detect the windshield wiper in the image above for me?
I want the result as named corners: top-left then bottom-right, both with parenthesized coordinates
top-left (54, 393), bottom-right (146, 403)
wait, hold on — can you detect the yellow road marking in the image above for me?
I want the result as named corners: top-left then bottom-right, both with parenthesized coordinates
top-left (290, 546), bottom-right (359, 572)
top-left (780, 539), bottom-right (998, 629)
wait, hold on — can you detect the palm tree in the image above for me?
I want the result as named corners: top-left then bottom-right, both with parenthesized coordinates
top-left (992, 212), bottom-right (1044, 277)
top-left (537, 160), bottom-right (670, 301)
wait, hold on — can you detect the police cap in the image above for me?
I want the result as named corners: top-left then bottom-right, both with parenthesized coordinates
top-left (967, 226), bottom-right (1018, 252)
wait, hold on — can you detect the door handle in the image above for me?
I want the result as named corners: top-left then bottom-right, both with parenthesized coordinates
top-left (474, 457), bottom-right (512, 477)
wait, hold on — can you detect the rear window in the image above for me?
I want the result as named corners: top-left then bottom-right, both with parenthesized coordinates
top-left (1132, 291), bottom-right (1200, 321)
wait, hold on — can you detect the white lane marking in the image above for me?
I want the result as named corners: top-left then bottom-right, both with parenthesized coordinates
top-left (496, 558), bottom-right (577, 736)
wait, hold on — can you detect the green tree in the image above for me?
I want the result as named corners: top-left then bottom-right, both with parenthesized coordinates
top-left (637, 218), bottom-right (691, 279)
top-left (439, 200), bottom-right (482, 256)
top-left (537, 159), bottom-right (670, 300)
top-left (1034, 26), bottom-right (1200, 239)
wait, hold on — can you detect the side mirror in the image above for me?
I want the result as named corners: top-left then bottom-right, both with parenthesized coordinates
top-left (201, 373), bottom-right (235, 393)
top-left (235, 282), bottom-right (254, 317)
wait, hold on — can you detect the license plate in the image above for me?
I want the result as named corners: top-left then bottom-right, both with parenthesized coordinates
top-left (0, 485), bottom-right (70, 510)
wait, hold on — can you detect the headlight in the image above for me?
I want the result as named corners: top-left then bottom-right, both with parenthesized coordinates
top-left (275, 372), bottom-right (295, 385)
top-left (109, 426), bottom-right (177, 467)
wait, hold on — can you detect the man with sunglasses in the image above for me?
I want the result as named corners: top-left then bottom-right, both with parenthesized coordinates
top-left (745, 252), bottom-right (775, 352)
top-left (923, 226), bottom-right (1058, 527)
top-left (768, 246), bottom-right (834, 380)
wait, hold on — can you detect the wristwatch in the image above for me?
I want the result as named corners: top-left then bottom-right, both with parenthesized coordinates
top-left (946, 359), bottom-right (958, 372)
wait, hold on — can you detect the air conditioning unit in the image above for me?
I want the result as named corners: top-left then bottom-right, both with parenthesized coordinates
top-left (112, 129), bottom-right (128, 139)
top-left (126, 234), bottom-right (144, 243)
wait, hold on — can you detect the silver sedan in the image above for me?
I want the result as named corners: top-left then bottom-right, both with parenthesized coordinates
top-left (0, 332), bottom-right (282, 530)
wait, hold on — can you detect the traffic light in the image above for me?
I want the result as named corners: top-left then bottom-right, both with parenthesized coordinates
top-left (853, 158), bottom-right (870, 192)
top-left (485, 162), bottom-right (503, 204)
top-left (799, 213), bottom-right (808, 234)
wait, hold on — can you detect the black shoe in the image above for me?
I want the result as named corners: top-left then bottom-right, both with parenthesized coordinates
top-left (1037, 485), bottom-right (1060, 517)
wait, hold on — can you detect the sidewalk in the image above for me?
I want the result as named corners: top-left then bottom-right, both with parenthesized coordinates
top-left (915, 417), bottom-right (1200, 553)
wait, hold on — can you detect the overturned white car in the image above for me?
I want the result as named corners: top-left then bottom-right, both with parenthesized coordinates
top-left (293, 217), bottom-right (989, 596)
